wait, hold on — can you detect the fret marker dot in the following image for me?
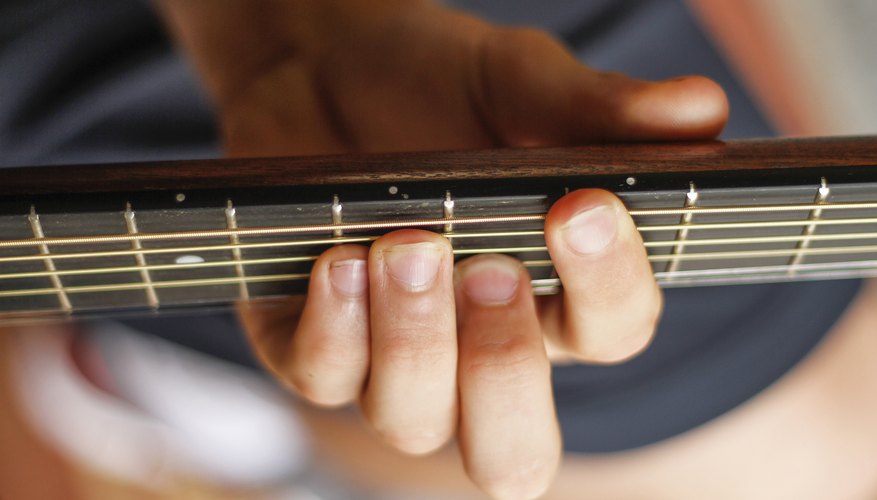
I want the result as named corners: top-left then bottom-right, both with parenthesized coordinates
top-left (626, 177), bottom-right (636, 186)
top-left (175, 255), bottom-right (205, 265)
top-left (175, 193), bottom-right (186, 203)
top-left (388, 186), bottom-right (398, 195)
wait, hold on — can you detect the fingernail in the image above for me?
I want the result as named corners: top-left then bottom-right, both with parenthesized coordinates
top-left (458, 257), bottom-right (520, 305)
top-left (329, 259), bottom-right (368, 297)
top-left (383, 242), bottom-right (443, 292)
top-left (563, 205), bottom-right (618, 254)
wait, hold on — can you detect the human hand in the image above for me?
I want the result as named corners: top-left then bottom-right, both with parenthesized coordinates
top-left (160, 1), bottom-right (728, 497)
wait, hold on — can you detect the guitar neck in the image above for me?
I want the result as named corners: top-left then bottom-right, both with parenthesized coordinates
top-left (1, 136), bottom-right (877, 321)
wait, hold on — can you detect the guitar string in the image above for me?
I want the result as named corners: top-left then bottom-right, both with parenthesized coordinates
top-left (644, 231), bottom-right (877, 248)
top-left (3, 219), bottom-right (877, 266)
top-left (0, 236), bottom-right (379, 264)
top-left (6, 265), bottom-right (877, 319)
top-left (0, 230), bottom-right (545, 264)
top-left (636, 217), bottom-right (877, 232)
top-left (5, 240), bottom-right (877, 283)
top-left (9, 257), bottom-right (877, 321)
top-left (3, 200), bottom-right (877, 249)
top-left (5, 257), bottom-right (877, 299)
top-left (3, 211), bottom-right (877, 267)
top-left (655, 258), bottom-right (877, 280)
top-left (5, 214), bottom-right (877, 265)
top-left (0, 214), bottom-right (546, 248)
top-left (0, 273), bottom-right (561, 298)
top-left (5, 220), bottom-right (877, 282)
top-left (3, 211), bottom-right (877, 263)
top-left (626, 201), bottom-right (877, 216)
top-left (4, 201), bottom-right (877, 297)
top-left (6, 239), bottom-right (877, 283)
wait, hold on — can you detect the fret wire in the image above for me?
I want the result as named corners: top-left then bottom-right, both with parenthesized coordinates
top-left (788, 178), bottom-right (830, 271)
top-left (331, 195), bottom-right (344, 238)
top-left (28, 207), bottom-right (72, 312)
top-left (666, 183), bottom-right (698, 275)
top-left (225, 200), bottom-right (250, 300)
top-left (0, 213), bottom-right (546, 248)
top-left (443, 191), bottom-right (455, 234)
top-left (125, 204), bottom-right (159, 308)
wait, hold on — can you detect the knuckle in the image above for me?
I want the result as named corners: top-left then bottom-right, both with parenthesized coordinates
top-left (484, 25), bottom-right (565, 78)
top-left (462, 335), bottom-right (546, 386)
top-left (379, 326), bottom-right (453, 366)
top-left (469, 456), bottom-right (557, 500)
top-left (298, 328), bottom-right (368, 370)
top-left (285, 331), bottom-right (368, 407)
top-left (501, 26), bottom-right (561, 54)
top-left (286, 371), bottom-right (355, 407)
top-left (374, 425), bottom-right (452, 456)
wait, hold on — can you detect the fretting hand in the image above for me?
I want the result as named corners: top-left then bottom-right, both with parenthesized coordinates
top-left (159, 1), bottom-right (728, 497)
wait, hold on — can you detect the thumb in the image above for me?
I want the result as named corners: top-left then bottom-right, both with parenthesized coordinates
top-left (470, 28), bottom-right (729, 147)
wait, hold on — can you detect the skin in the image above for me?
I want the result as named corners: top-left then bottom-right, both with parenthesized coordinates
top-left (157, 1), bottom-right (728, 498)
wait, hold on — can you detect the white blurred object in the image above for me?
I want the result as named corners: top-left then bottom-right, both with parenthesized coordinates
top-left (11, 322), bottom-right (310, 491)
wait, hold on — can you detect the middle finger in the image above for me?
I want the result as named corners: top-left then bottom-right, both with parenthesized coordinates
top-left (454, 254), bottom-right (561, 499)
top-left (361, 229), bottom-right (458, 455)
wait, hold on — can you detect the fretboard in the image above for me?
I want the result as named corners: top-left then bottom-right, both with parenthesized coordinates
top-left (2, 136), bottom-right (876, 321)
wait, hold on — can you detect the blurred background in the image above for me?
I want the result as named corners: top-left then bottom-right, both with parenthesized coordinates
top-left (690, 0), bottom-right (877, 136)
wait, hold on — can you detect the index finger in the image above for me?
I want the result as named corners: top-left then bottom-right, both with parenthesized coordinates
top-left (543, 189), bottom-right (662, 363)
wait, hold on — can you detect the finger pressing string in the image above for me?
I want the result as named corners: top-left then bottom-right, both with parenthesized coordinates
top-left (455, 254), bottom-right (560, 499)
